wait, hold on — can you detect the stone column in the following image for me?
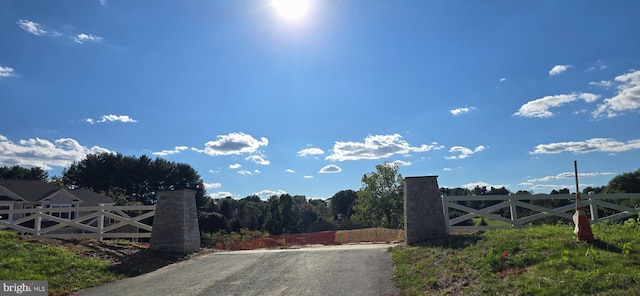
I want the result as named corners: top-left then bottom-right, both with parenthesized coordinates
top-left (404, 176), bottom-right (448, 245)
top-left (150, 190), bottom-right (200, 253)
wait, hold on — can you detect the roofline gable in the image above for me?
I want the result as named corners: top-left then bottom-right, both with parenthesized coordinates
top-left (40, 189), bottom-right (82, 203)
top-left (0, 186), bottom-right (26, 201)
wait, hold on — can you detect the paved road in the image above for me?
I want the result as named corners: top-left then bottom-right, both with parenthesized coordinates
top-left (74, 244), bottom-right (399, 296)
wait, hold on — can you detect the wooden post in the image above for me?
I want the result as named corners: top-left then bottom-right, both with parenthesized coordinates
top-left (589, 196), bottom-right (599, 223)
top-left (35, 206), bottom-right (42, 236)
top-left (97, 204), bottom-right (105, 242)
top-left (509, 197), bottom-right (518, 228)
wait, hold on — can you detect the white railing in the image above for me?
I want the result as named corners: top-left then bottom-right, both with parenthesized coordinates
top-left (0, 204), bottom-right (155, 240)
top-left (443, 193), bottom-right (640, 233)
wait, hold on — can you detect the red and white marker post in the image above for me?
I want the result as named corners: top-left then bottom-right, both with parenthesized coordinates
top-left (572, 160), bottom-right (594, 242)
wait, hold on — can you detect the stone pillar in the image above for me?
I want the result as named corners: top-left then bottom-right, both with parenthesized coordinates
top-left (404, 176), bottom-right (448, 245)
top-left (150, 190), bottom-right (200, 253)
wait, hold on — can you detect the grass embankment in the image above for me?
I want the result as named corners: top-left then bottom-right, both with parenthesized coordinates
top-left (0, 231), bottom-right (122, 296)
top-left (392, 220), bottom-right (640, 295)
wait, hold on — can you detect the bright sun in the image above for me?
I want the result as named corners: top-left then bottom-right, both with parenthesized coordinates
top-left (270, 0), bottom-right (313, 21)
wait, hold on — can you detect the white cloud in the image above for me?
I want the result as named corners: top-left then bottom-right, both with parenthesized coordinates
top-left (209, 191), bottom-right (233, 198)
top-left (152, 146), bottom-right (188, 156)
top-left (549, 64), bottom-right (572, 76)
top-left (0, 134), bottom-right (113, 170)
top-left (246, 154), bottom-right (270, 165)
top-left (16, 19), bottom-right (105, 45)
top-left (0, 66), bottom-right (17, 79)
top-left (303, 175), bottom-right (313, 179)
top-left (390, 160), bottom-right (412, 167)
top-left (326, 134), bottom-right (444, 161)
top-left (514, 92), bottom-right (600, 118)
top-left (319, 164), bottom-right (342, 173)
top-left (592, 70), bottom-right (640, 118)
top-left (73, 33), bottom-right (103, 44)
top-left (192, 132), bottom-right (268, 156)
top-left (443, 168), bottom-right (452, 171)
top-left (527, 184), bottom-right (575, 191)
top-left (285, 169), bottom-right (295, 173)
top-left (445, 145), bottom-right (486, 160)
top-left (0, 69), bottom-right (16, 79)
top-left (500, 77), bottom-right (507, 82)
top-left (585, 60), bottom-right (607, 72)
top-left (238, 170), bottom-right (253, 175)
top-left (16, 19), bottom-right (47, 36)
top-left (522, 171), bottom-right (614, 184)
top-left (99, 0), bottom-right (106, 5)
top-left (229, 163), bottom-right (242, 169)
top-left (589, 80), bottom-right (613, 88)
top-left (531, 138), bottom-right (640, 154)
top-left (86, 114), bottom-right (138, 124)
top-left (461, 181), bottom-right (506, 190)
top-left (450, 107), bottom-right (476, 116)
top-left (204, 182), bottom-right (222, 189)
top-left (252, 189), bottom-right (287, 199)
top-left (297, 147), bottom-right (325, 156)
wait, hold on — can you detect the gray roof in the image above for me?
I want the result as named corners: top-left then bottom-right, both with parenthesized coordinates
top-left (0, 180), bottom-right (114, 205)
top-left (0, 179), bottom-right (62, 202)
top-left (71, 189), bottom-right (114, 206)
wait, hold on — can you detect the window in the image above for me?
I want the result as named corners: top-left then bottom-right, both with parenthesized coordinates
top-left (0, 204), bottom-right (12, 221)
top-left (50, 204), bottom-right (74, 220)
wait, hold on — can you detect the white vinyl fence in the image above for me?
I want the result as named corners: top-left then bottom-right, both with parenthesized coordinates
top-left (444, 193), bottom-right (640, 233)
top-left (0, 204), bottom-right (155, 240)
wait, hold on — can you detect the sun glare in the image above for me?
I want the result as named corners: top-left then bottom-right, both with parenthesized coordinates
top-left (270, 0), bottom-right (313, 21)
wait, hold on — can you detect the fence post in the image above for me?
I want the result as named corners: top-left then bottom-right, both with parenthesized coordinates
top-left (509, 197), bottom-right (518, 228)
top-left (441, 195), bottom-right (451, 234)
top-left (97, 204), bottom-right (105, 242)
top-left (35, 206), bottom-right (42, 236)
top-left (589, 195), bottom-right (599, 223)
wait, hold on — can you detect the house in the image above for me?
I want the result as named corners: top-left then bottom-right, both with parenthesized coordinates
top-left (0, 179), bottom-right (114, 223)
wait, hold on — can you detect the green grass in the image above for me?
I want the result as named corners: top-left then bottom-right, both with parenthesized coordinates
top-left (0, 231), bottom-right (123, 296)
top-left (471, 217), bottom-right (512, 227)
top-left (392, 219), bottom-right (640, 295)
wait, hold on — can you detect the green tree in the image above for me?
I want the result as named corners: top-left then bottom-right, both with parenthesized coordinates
top-left (263, 198), bottom-right (282, 235)
top-left (550, 188), bottom-right (570, 194)
top-left (280, 194), bottom-right (300, 233)
top-left (62, 152), bottom-right (209, 207)
top-left (605, 168), bottom-right (640, 193)
top-left (219, 198), bottom-right (233, 221)
top-left (352, 162), bottom-right (404, 229)
top-left (0, 165), bottom-right (48, 180)
top-left (330, 189), bottom-right (357, 219)
top-left (299, 203), bottom-right (319, 232)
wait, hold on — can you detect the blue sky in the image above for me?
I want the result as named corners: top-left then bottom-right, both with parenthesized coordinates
top-left (1, 1), bottom-right (640, 199)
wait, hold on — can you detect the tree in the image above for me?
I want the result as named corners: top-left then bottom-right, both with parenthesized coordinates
top-left (330, 189), bottom-right (357, 219)
top-left (550, 188), bottom-right (570, 194)
top-left (582, 186), bottom-right (606, 194)
top-left (280, 194), bottom-right (300, 234)
top-left (62, 152), bottom-right (209, 207)
top-left (352, 162), bottom-right (404, 229)
top-left (299, 203), bottom-right (319, 232)
top-left (219, 198), bottom-right (233, 220)
top-left (605, 168), bottom-right (640, 193)
top-left (0, 165), bottom-right (48, 180)
top-left (263, 198), bottom-right (282, 235)
top-left (488, 186), bottom-right (510, 195)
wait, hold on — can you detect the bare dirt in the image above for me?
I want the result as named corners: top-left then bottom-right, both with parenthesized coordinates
top-left (25, 237), bottom-right (216, 277)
